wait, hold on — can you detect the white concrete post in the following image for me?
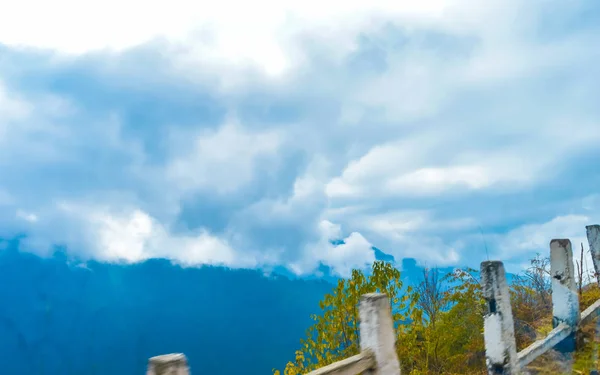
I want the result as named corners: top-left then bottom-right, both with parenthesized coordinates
top-left (587, 225), bottom-right (600, 284)
top-left (147, 353), bottom-right (190, 375)
top-left (586, 225), bottom-right (600, 375)
top-left (550, 238), bottom-right (579, 374)
top-left (481, 261), bottom-right (518, 375)
top-left (359, 293), bottom-right (401, 375)
top-left (550, 239), bottom-right (579, 330)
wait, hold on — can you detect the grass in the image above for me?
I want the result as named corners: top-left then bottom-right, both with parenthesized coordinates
top-left (521, 284), bottom-right (600, 375)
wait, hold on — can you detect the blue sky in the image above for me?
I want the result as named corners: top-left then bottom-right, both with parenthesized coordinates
top-left (0, 0), bottom-right (599, 277)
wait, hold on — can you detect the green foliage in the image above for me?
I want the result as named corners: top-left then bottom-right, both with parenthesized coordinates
top-left (274, 262), bottom-right (489, 375)
top-left (276, 261), bottom-right (411, 375)
top-left (275, 254), bottom-right (600, 375)
top-left (398, 268), bottom-right (486, 374)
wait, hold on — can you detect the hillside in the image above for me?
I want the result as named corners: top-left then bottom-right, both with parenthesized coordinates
top-left (0, 239), bottom-right (514, 375)
top-left (0, 246), bottom-right (332, 375)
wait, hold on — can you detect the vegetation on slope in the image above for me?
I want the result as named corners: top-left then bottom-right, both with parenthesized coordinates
top-left (275, 250), bottom-right (600, 375)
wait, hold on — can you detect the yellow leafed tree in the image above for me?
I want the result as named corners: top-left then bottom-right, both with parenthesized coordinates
top-left (274, 261), bottom-right (492, 375)
top-left (273, 261), bottom-right (413, 375)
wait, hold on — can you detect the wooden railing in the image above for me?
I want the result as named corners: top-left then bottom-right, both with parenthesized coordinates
top-left (145, 224), bottom-right (600, 375)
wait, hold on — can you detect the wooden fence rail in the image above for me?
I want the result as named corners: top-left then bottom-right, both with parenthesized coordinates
top-left (146, 224), bottom-right (600, 375)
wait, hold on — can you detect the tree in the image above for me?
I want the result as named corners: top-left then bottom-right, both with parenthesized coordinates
top-left (411, 268), bottom-right (447, 373)
top-left (435, 267), bottom-right (486, 373)
top-left (275, 262), bottom-right (489, 375)
top-left (510, 253), bottom-right (552, 348)
top-left (273, 261), bottom-right (413, 375)
top-left (416, 268), bottom-right (447, 327)
top-left (276, 251), bottom-right (600, 375)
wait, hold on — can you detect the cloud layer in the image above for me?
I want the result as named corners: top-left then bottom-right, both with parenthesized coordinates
top-left (1, 0), bottom-right (599, 275)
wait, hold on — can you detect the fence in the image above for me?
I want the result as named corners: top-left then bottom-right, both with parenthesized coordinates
top-left (146, 224), bottom-right (600, 375)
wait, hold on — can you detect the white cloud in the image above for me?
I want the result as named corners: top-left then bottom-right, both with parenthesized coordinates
top-left (167, 121), bottom-right (283, 195)
top-left (16, 209), bottom-right (38, 223)
top-left (0, 0), bottom-right (547, 79)
top-left (338, 209), bottom-right (465, 266)
top-left (56, 202), bottom-right (252, 267)
top-left (498, 215), bottom-right (592, 258)
top-left (397, 235), bottom-right (462, 266)
top-left (326, 149), bottom-right (501, 199)
top-left (0, 83), bottom-right (31, 123)
top-left (0, 82), bottom-right (32, 143)
top-left (358, 211), bottom-right (429, 240)
top-left (382, 155), bottom-right (542, 196)
top-left (322, 232), bottom-right (375, 278)
top-left (292, 220), bottom-right (376, 278)
top-left (0, 86), bottom-right (86, 166)
top-left (92, 208), bottom-right (155, 262)
top-left (386, 166), bottom-right (493, 194)
top-left (327, 115), bottom-right (600, 199)
top-left (0, 0), bottom-right (430, 75)
top-left (0, 0), bottom-right (599, 275)
top-left (325, 133), bottom-right (441, 198)
top-left (496, 214), bottom-right (600, 277)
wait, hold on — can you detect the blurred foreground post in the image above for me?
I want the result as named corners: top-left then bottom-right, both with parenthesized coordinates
top-left (359, 293), bottom-right (401, 375)
top-left (302, 293), bottom-right (398, 375)
top-left (147, 353), bottom-right (190, 375)
top-left (481, 261), bottom-right (518, 374)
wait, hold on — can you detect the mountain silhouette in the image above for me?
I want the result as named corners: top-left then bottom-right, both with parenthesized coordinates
top-left (0, 239), bottom-right (331, 375)
top-left (0, 237), bottom-right (500, 375)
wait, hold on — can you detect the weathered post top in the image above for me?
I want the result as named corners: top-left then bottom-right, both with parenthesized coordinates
top-left (359, 293), bottom-right (401, 375)
top-left (147, 353), bottom-right (190, 375)
top-left (481, 261), bottom-right (505, 288)
top-left (481, 261), bottom-right (518, 374)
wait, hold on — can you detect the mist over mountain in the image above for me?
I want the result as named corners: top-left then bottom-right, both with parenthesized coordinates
top-left (0, 240), bottom-right (332, 375)
top-left (0, 237), bottom-right (504, 375)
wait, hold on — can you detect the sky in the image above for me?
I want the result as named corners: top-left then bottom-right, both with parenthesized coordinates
top-left (0, 0), bottom-right (599, 277)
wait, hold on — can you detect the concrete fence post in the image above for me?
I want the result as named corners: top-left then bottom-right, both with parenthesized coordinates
top-left (147, 353), bottom-right (190, 375)
top-left (586, 225), bottom-right (600, 375)
top-left (587, 225), bottom-right (600, 284)
top-left (481, 261), bottom-right (518, 374)
top-left (550, 239), bottom-right (579, 373)
top-left (359, 293), bottom-right (401, 375)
